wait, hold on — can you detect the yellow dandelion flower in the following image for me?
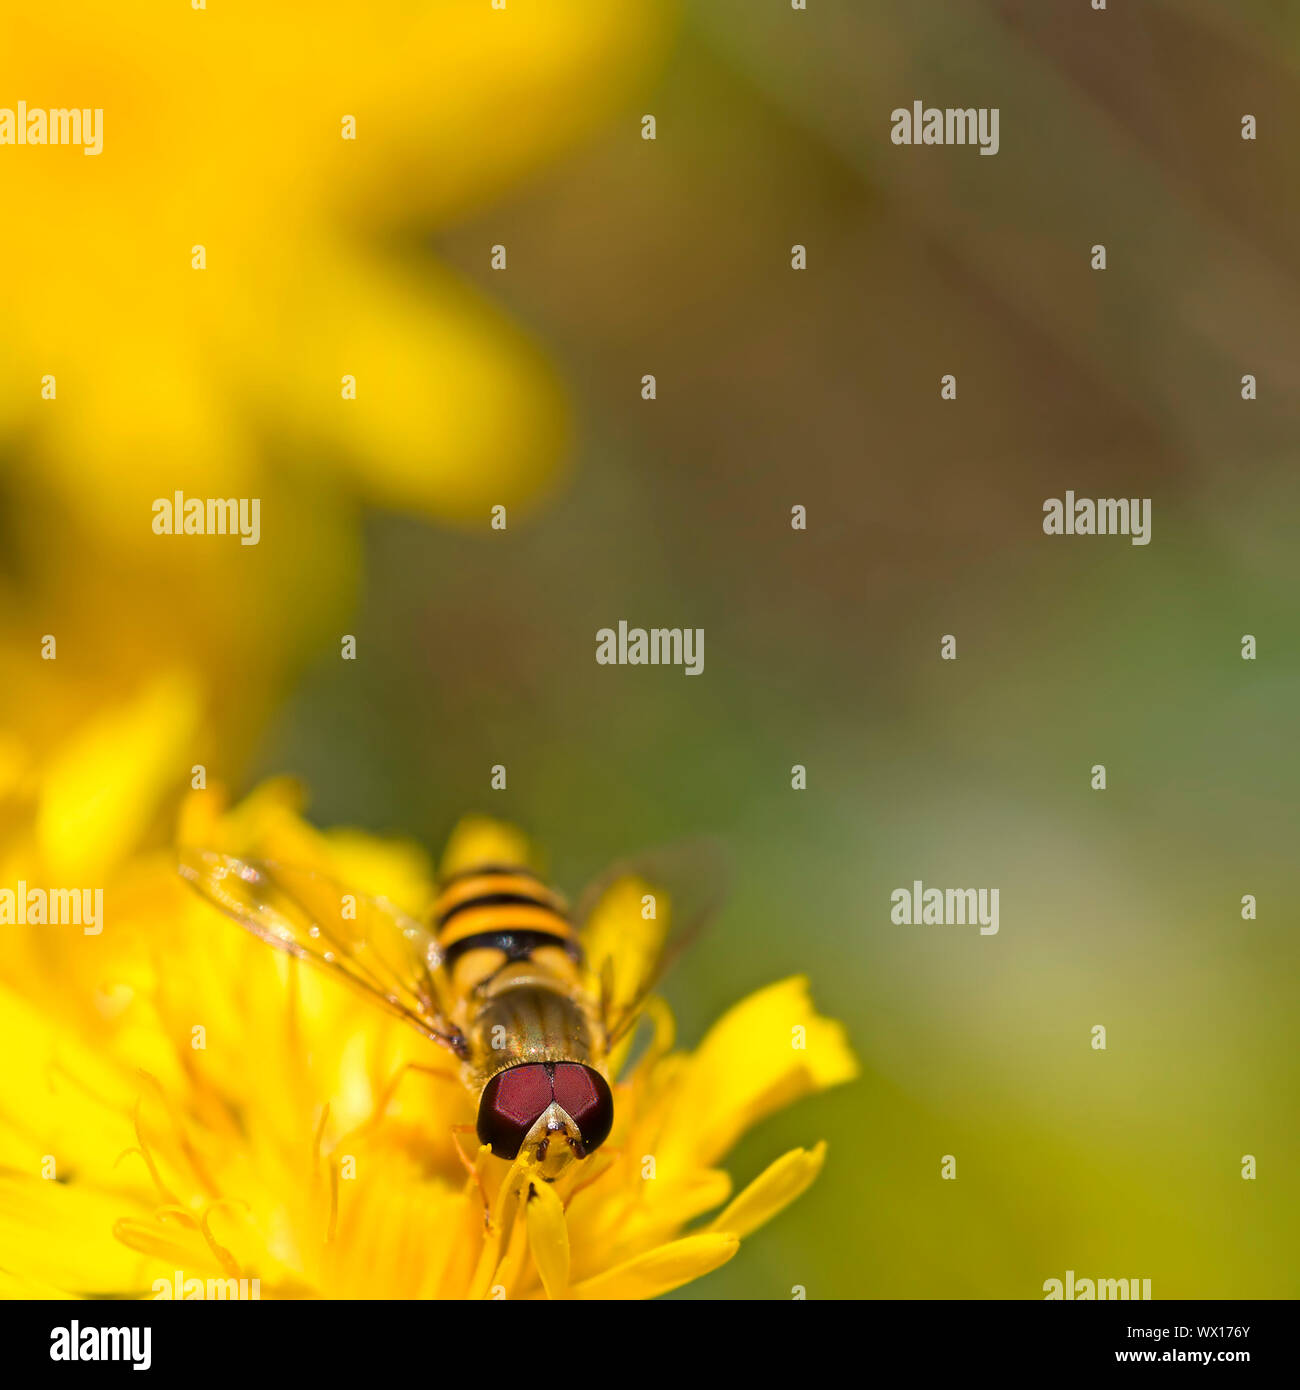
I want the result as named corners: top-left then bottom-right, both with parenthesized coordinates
top-left (0, 0), bottom-right (677, 852)
top-left (0, 783), bottom-right (856, 1300)
top-left (0, 0), bottom-right (675, 536)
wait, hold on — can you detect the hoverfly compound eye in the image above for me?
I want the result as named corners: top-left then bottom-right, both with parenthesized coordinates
top-left (551, 1063), bottom-right (614, 1155)
top-left (477, 1063), bottom-right (553, 1159)
top-left (476, 1062), bottom-right (615, 1160)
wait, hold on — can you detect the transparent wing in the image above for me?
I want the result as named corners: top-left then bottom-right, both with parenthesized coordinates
top-left (178, 849), bottom-right (467, 1057)
top-left (577, 838), bottom-right (729, 1049)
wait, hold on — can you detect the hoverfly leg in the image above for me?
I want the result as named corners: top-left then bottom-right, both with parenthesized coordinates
top-left (328, 1062), bottom-right (464, 1171)
top-left (338, 1061), bottom-right (460, 1151)
top-left (406, 1061), bottom-right (462, 1086)
top-left (450, 1123), bottom-right (492, 1223)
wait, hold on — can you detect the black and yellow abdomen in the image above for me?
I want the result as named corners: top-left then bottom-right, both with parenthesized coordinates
top-left (434, 866), bottom-right (580, 985)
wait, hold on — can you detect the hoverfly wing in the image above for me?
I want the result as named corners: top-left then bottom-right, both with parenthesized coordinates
top-left (577, 838), bottom-right (729, 1049)
top-left (178, 849), bottom-right (467, 1056)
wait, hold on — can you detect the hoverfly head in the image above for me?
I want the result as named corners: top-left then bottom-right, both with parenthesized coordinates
top-left (477, 1062), bottom-right (614, 1176)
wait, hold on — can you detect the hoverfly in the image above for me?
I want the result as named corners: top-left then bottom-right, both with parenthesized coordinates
top-left (178, 839), bottom-right (720, 1185)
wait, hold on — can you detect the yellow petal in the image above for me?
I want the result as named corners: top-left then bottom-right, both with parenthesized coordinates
top-left (292, 256), bottom-right (570, 527)
top-left (0, 1177), bottom-right (152, 1294)
top-left (706, 1144), bottom-right (827, 1240)
top-left (111, 1217), bottom-right (221, 1275)
top-left (37, 671), bottom-right (202, 881)
top-left (322, 1157), bottom-right (469, 1300)
top-left (525, 1179), bottom-right (571, 1300)
top-left (0, 1267), bottom-right (75, 1299)
top-left (581, 875), bottom-right (668, 1024)
top-left (0, 731), bottom-right (30, 803)
top-left (179, 776), bottom-right (304, 854)
top-left (323, 830), bottom-right (434, 916)
top-left (338, 0), bottom-right (677, 229)
top-left (566, 1168), bottom-right (732, 1281)
top-left (569, 1233), bottom-right (739, 1301)
top-left (655, 977), bottom-right (857, 1172)
top-left (0, 982), bottom-right (163, 1179)
top-left (439, 816), bottom-right (538, 878)
top-left (175, 784), bottom-right (229, 849)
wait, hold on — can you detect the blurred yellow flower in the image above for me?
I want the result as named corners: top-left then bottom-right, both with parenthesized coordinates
top-left (1, 0), bottom-right (675, 531)
top-left (0, 784), bottom-right (856, 1299)
top-left (0, 0), bottom-right (677, 877)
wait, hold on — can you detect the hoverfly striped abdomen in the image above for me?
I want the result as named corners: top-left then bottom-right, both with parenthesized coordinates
top-left (433, 864), bottom-right (584, 1001)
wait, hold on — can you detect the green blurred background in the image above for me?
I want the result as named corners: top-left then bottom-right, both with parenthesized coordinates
top-left (225, 1), bottom-right (1297, 1296)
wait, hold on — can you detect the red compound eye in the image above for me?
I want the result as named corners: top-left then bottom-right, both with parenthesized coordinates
top-left (476, 1064), bottom-right (554, 1159)
top-left (551, 1063), bottom-right (614, 1155)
